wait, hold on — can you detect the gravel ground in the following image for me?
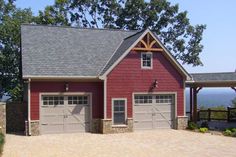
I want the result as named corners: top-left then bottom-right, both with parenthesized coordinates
top-left (2, 130), bottom-right (236, 157)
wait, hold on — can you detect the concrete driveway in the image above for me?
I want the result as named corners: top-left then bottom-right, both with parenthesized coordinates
top-left (2, 130), bottom-right (236, 157)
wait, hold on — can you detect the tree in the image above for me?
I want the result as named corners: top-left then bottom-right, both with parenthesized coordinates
top-left (41, 0), bottom-right (206, 66)
top-left (1, 0), bottom-right (206, 101)
top-left (0, 0), bottom-right (34, 101)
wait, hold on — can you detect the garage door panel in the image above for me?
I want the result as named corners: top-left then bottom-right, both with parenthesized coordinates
top-left (155, 112), bottom-right (172, 120)
top-left (41, 124), bottom-right (64, 134)
top-left (154, 120), bottom-right (173, 129)
top-left (134, 105), bottom-right (152, 112)
top-left (153, 104), bottom-right (172, 111)
top-left (134, 121), bottom-right (152, 130)
top-left (41, 107), bottom-right (64, 115)
top-left (40, 95), bottom-right (90, 134)
top-left (41, 115), bottom-right (64, 124)
top-left (134, 112), bottom-right (152, 120)
top-left (134, 94), bottom-right (174, 130)
top-left (65, 115), bottom-right (90, 123)
top-left (65, 123), bottom-right (90, 133)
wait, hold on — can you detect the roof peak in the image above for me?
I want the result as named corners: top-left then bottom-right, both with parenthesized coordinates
top-left (21, 23), bottom-right (139, 33)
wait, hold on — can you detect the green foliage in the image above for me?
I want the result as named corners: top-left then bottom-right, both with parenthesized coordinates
top-left (0, 132), bottom-right (4, 155)
top-left (0, 0), bottom-right (34, 101)
top-left (0, 0), bottom-right (206, 101)
top-left (40, 0), bottom-right (206, 66)
top-left (223, 128), bottom-right (236, 137)
top-left (187, 121), bottom-right (198, 130)
top-left (223, 129), bottom-right (232, 136)
top-left (199, 127), bottom-right (208, 133)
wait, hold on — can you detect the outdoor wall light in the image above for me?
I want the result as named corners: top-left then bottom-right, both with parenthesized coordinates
top-left (65, 82), bottom-right (69, 91)
top-left (153, 79), bottom-right (158, 88)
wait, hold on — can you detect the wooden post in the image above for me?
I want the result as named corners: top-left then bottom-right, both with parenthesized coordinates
top-left (227, 107), bottom-right (230, 122)
top-left (208, 108), bottom-right (211, 121)
top-left (193, 87), bottom-right (198, 122)
top-left (190, 87), bottom-right (193, 121)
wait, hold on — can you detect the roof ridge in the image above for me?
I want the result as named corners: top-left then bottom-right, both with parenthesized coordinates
top-left (21, 23), bottom-right (139, 33)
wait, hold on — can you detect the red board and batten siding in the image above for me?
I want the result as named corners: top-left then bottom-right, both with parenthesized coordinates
top-left (106, 50), bottom-right (185, 119)
top-left (30, 82), bottom-right (104, 120)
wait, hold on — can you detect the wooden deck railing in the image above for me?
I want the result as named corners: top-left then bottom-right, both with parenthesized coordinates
top-left (197, 107), bottom-right (236, 122)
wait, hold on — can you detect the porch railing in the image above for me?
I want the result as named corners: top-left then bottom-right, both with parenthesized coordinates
top-left (196, 107), bottom-right (236, 122)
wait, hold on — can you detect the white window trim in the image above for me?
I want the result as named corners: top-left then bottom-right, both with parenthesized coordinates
top-left (141, 52), bottom-right (153, 69)
top-left (112, 98), bottom-right (127, 126)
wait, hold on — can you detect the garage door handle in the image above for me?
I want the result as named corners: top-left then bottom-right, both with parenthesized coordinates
top-left (41, 124), bottom-right (48, 125)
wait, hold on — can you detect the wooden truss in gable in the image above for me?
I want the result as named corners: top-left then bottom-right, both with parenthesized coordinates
top-left (132, 32), bottom-right (163, 52)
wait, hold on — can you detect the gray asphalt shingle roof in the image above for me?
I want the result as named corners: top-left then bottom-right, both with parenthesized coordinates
top-left (21, 24), bottom-right (138, 77)
top-left (190, 72), bottom-right (236, 82)
top-left (100, 30), bottom-right (144, 75)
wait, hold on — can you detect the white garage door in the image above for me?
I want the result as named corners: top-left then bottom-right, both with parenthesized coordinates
top-left (40, 94), bottom-right (91, 134)
top-left (134, 94), bottom-right (175, 130)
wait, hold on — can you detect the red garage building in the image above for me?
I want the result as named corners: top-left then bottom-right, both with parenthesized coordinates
top-left (21, 24), bottom-right (190, 135)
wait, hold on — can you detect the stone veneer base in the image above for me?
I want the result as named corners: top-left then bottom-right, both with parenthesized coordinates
top-left (30, 121), bottom-right (40, 136)
top-left (0, 102), bottom-right (6, 134)
top-left (101, 118), bottom-right (133, 134)
top-left (176, 116), bottom-right (188, 130)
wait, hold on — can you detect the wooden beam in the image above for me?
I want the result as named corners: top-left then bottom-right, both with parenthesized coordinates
top-left (140, 40), bottom-right (148, 48)
top-left (190, 87), bottom-right (193, 121)
top-left (149, 40), bottom-right (157, 49)
top-left (147, 33), bottom-right (150, 46)
top-left (193, 87), bottom-right (198, 122)
top-left (231, 87), bottom-right (236, 93)
top-left (196, 87), bottom-right (202, 94)
top-left (132, 47), bottom-right (163, 51)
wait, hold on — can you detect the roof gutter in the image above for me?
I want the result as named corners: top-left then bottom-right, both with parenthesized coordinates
top-left (23, 75), bottom-right (99, 79)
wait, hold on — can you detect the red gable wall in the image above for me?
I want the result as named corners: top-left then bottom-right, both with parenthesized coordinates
top-left (106, 50), bottom-right (185, 118)
top-left (30, 81), bottom-right (103, 120)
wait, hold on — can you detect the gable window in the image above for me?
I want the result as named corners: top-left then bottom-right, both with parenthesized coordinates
top-left (112, 99), bottom-right (127, 125)
top-left (141, 52), bottom-right (152, 69)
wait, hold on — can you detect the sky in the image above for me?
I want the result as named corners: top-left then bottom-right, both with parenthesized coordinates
top-left (15, 0), bottom-right (236, 73)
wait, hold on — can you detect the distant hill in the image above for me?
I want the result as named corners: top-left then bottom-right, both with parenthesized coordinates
top-left (185, 88), bottom-right (236, 111)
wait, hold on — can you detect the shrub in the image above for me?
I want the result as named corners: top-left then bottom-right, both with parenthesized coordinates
top-left (200, 121), bottom-right (209, 128)
top-left (223, 129), bottom-right (232, 136)
top-left (199, 127), bottom-right (208, 133)
top-left (232, 132), bottom-right (236, 137)
top-left (187, 121), bottom-right (198, 130)
top-left (229, 128), bottom-right (236, 133)
top-left (0, 133), bottom-right (5, 155)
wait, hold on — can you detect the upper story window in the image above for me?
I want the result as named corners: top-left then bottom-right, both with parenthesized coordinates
top-left (141, 52), bottom-right (152, 69)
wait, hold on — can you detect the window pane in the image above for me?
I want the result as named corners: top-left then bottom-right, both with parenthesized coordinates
top-left (113, 100), bottom-right (126, 125)
top-left (114, 113), bottom-right (125, 125)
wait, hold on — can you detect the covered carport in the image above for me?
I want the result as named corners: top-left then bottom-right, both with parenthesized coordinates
top-left (186, 72), bottom-right (236, 122)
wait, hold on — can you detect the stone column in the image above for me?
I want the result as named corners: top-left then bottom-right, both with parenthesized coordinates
top-left (176, 116), bottom-right (188, 130)
top-left (0, 102), bottom-right (6, 134)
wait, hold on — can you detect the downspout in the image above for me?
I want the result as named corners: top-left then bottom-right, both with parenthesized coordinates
top-left (103, 77), bottom-right (107, 119)
top-left (99, 76), bottom-right (107, 119)
top-left (28, 78), bottom-right (31, 135)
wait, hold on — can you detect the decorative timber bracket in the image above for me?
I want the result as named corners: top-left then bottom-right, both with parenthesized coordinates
top-left (231, 87), bottom-right (236, 93)
top-left (132, 33), bottom-right (164, 52)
